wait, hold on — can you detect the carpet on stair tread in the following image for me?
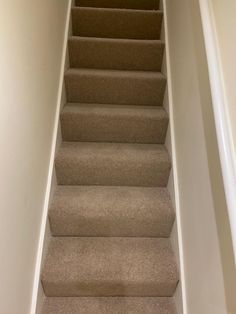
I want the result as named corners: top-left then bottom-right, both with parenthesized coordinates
top-left (42, 297), bottom-right (176, 314)
top-left (75, 0), bottom-right (160, 10)
top-left (41, 237), bottom-right (178, 297)
top-left (68, 37), bottom-right (165, 71)
top-left (65, 68), bottom-right (166, 105)
top-left (49, 186), bottom-right (175, 237)
top-left (72, 7), bottom-right (163, 39)
top-left (55, 142), bottom-right (171, 186)
top-left (60, 103), bottom-right (168, 143)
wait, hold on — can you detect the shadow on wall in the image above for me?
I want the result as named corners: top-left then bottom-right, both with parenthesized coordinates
top-left (189, 1), bottom-right (236, 313)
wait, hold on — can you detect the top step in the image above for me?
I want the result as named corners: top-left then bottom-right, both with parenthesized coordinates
top-left (75, 0), bottom-right (160, 10)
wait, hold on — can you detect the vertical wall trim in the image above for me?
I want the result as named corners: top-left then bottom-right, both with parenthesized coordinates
top-left (162, 1), bottom-right (188, 313)
top-left (30, 1), bottom-right (72, 313)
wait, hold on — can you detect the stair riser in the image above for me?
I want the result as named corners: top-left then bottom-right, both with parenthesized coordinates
top-left (65, 72), bottom-right (166, 105)
top-left (42, 297), bottom-right (175, 314)
top-left (61, 108), bottom-right (168, 143)
top-left (50, 217), bottom-right (174, 237)
top-left (72, 8), bottom-right (163, 39)
top-left (49, 186), bottom-right (174, 237)
top-left (42, 238), bottom-right (178, 298)
top-left (69, 38), bottom-right (164, 71)
top-left (43, 282), bottom-right (177, 297)
top-left (56, 164), bottom-right (170, 186)
top-left (75, 0), bottom-right (160, 10)
top-left (55, 153), bottom-right (170, 187)
top-left (50, 215), bottom-right (174, 237)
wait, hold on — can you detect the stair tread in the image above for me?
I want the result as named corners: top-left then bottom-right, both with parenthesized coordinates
top-left (49, 186), bottom-right (175, 237)
top-left (42, 297), bottom-right (176, 314)
top-left (72, 7), bottom-right (163, 40)
top-left (68, 36), bottom-right (165, 71)
top-left (41, 237), bottom-right (179, 297)
top-left (75, 0), bottom-right (160, 10)
top-left (55, 142), bottom-right (171, 186)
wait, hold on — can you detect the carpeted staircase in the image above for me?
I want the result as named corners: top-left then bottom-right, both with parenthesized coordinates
top-left (41, 0), bottom-right (179, 312)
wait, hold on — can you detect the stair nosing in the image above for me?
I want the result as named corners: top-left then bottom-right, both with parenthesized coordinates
top-left (64, 102), bottom-right (168, 111)
top-left (58, 141), bottom-right (169, 148)
top-left (65, 68), bottom-right (166, 78)
top-left (72, 6), bottom-right (163, 14)
top-left (53, 185), bottom-right (171, 191)
top-left (68, 35), bottom-right (165, 45)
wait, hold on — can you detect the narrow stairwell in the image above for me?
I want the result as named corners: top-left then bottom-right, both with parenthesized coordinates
top-left (41, 0), bottom-right (179, 313)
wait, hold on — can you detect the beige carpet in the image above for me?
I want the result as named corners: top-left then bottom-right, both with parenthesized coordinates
top-left (42, 297), bottom-right (175, 314)
top-left (41, 0), bottom-right (179, 312)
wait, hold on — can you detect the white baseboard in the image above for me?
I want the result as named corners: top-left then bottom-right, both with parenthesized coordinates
top-left (162, 0), bottom-right (187, 313)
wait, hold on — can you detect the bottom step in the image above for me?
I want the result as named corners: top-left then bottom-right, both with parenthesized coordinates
top-left (41, 237), bottom-right (178, 297)
top-left (42, 297), bottom-right (176, 314)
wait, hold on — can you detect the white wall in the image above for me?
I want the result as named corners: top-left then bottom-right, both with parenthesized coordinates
top-left (0, 1), bottom-right (69, 313)
top-left (165, 0), bottom-right (236, 312)
top-left (209, 0), bottom-right (236, 163)
top-left (203, 1), bottom-right (236, 312)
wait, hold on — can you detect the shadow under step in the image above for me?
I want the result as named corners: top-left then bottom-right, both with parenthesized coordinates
top-left (41, 237), bottom-right (179, 297)
top-left (55, 142), bottom-right (171, 186)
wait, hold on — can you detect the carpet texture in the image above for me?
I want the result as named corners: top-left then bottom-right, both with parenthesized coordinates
top-left (55, 142), bottom-right (171, 186)
top-left (61, 104), bottom-right (168, 143)
top-left (49, 186), bottom-right (175, 237)
top-left (75, 0), bottom-right (160, 10)
top-left (68, 37), bottom-right (165, 71)
top-left (65, 68), bottom-right (166, 105)
top-left (41, 0), bottom-right (179, 312)
top-left (42, 237), bottom-right (178, 297)
top-left (42, 297), bottom-right (175, 314)
top-left (72, 7), bottom-right (163, 39)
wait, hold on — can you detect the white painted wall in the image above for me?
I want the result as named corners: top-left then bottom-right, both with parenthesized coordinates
top-left (210, 0), bottom-right (236, 162)
top-left (0, 1), bottom-right (69, 313)
top-left (199, 1), bottom-right (236, 312)
top-left (199, 0), bottom-right (236, 265)
top-left (164, 0), bottom-right (236, 313)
